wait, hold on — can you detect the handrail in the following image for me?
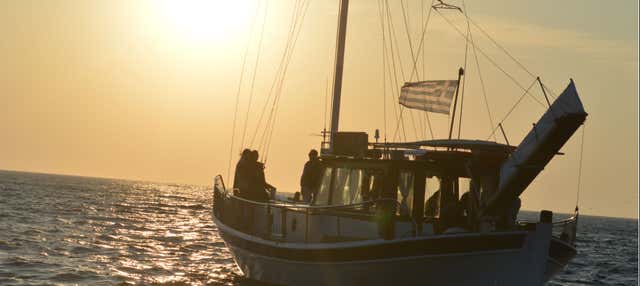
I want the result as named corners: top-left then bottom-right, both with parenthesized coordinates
top-left (516, 214), bottom-right (577, 225)
top-left (214, 174), bottom-right (398, 210)
top-left (214, 175), bottom-right (227, 192)
top-left (552, 215), bottom-right (578, 225)
top-left (214, 173), bottom-right (419, 240)
top-left (226, 191), bottom-right (398, 210)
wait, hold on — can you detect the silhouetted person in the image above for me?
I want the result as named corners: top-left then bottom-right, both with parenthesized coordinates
top-left (501, 197), bottom-right (521, 230)
top-left (457, 179), bottom-right (481, 230)
top-left (300, 149), bottom-right (322, 203)
top-left (439, 179), bottom-right (459, 231)
top-left (425, 190), bottom-right (440, 218)
top-left (459, 191), bottom-right (479, 230)
top-left (246, 150), bottom-right (272, 202)
top-left (233, 149), bottom-right (252, 196)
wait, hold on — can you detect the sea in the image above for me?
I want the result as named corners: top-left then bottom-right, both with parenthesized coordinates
top-left (0, 170), bottom-right (637, 285)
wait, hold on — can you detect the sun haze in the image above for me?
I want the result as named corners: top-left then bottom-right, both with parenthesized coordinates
top-left (0, 0), bottom-right (637, 218)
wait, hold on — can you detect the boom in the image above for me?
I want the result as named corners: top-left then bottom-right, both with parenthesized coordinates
top-left (483, 80), bottom-right (587, 215)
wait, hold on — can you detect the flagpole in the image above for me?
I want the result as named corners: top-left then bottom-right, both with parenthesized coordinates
top-left (448, 67), bottom-right (464, 140)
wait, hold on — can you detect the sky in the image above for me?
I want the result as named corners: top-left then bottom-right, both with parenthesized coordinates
top-left (0, 0), bottom-right (637, 218)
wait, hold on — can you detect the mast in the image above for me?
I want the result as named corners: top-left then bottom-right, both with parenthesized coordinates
top-left (448, 67), bottom-right (464, 140)
top-left (329, 0), bottom-right (350, 153)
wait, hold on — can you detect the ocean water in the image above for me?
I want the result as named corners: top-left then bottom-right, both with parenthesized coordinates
top-left (0, 170), bottom-right (637, 285)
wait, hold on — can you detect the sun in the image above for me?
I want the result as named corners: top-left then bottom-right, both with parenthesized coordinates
top-left (156, 0), bottom-right (255, 44)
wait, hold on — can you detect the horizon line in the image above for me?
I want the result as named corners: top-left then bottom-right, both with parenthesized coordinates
top-left (0, 168), bottom-right (637, 220)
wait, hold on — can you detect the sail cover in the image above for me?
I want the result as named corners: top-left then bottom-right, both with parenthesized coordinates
top-left (399, 80), bottom-right (458, 114)
top-left (482, 79), bottom-right (587, 216)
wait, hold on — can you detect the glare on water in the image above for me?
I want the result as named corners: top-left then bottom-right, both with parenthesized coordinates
top-left (0, 171), bottom-right (637, 285)
top-left (0, 171), bottom-right (245, 285)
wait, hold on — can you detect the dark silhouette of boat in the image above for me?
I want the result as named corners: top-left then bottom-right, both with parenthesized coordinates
top-left (213, 1), bottom-right (586, 285)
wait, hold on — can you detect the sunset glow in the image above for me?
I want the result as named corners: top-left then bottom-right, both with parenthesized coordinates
top-left (156, 0), bottom-right (255, 44)
top-left (0, 0), bottom-right (636, 219)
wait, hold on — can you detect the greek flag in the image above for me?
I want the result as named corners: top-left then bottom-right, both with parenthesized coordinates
top-left (399, 80), bottom-right (458, 114)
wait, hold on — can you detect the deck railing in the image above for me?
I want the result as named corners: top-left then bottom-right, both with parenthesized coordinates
top-left (551, 214), bottom-right (578, 245)
top-left (517, 212), bottom-right (578, 245)
top-left (213, 175), bottom-right (401, 243)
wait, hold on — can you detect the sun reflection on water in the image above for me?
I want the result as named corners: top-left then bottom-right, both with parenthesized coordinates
top-left (4, 175), bottom-right (244, 285)
top-left (0, 171), bottom-right (262, 285)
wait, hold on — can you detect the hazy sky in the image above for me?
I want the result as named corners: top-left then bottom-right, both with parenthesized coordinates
top-left (0, 0), bottom-right (637, 218)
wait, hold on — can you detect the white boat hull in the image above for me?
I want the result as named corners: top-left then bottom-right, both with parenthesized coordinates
top-left (214, 216), bottom-right (553, 286)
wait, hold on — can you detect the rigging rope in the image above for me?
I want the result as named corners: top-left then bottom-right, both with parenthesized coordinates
top-left (417, 0), bottom-right (427, 140)
top-left (385, 1), bottom-right (407, 82)
top-left (575, 123), bottom-right (586, 209)
top-left (387, 1), bottom-right (422, 141)
top-left (377, 0), bottom-right (388, 142)
top-left (382, 0), bottom-right (407, 141)
top-left (227, 2), bottom-right (262, 182)
top-left (401, 0), bottom-right (435, 140)
top-left (456, 0), bottom-right (470, 139)
top-left (466, 17), bottom-right (534, 79)
top-left (432, 8), bottom-right (547, 108)
top-left (425, 108), bottom-right (434, 139)
top-left (393, 108), bottom-right (407, 141)
top-left (323, 77), bottom-right (329, 133)
top-left (249, 0), bottom-right (307, 150)
top-left (260, 1), bottom-right (304, 152)
top-left (486, 78), bottom-right (538, 141)
top-left (418, 0), bottom-right (436, 140)
top-left (263, 0), bottom-right (312, 162)
top-left (421, 0), bottom-right (426, 80)
top-left (400, 0), bottom-right (421, 81)
top-left (407, 0), bottom-right (434, 82)
top-left (465, 17), bottom-right (559, 100)
top-left (399, 0), bottom-right (426, 141)
top-left (468, 18), bottom-right (496, 141)
top-left (260, 21), bottom-right (300, 156)
top-left (240, 0), bottom-right (269, 149)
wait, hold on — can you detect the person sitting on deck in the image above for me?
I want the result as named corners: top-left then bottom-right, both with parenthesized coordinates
top-left (300, 149), bottom-right (322, 203)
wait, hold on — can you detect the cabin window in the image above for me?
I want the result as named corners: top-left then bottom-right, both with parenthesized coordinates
top-left (458, 177), bottom-right (479, 219)
top-left (438, 177), bottom-right (459, 220)
top-left (330, 168), bottom-right (364, 205)
top-left (315, 167), bottom-right (333, 205)
top-left (397, 171), bottom-right (414, 217)
top-left (364, 170), bottom-right (384, 201)
top-left (423, 177), bottom-right (471, 219)
top-left (458, 177), bottom-right (471, 199)
top-left (478, 175), bottom-right (499, 207)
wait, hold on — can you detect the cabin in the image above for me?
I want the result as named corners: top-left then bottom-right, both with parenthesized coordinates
top-left (214, 132), bottom-right (522, 243)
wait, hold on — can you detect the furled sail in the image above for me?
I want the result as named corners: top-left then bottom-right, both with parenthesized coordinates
top-left (482, 79), bottom-right (587, 215)
top-left (399, 80), bottom-right (458, 114)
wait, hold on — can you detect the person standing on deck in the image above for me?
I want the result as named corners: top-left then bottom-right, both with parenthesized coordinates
top-left (233, 149), bottom-right (251, 196)
top-left (246, 150), bottom-right (272, 202)
top-left (300, 149), bottom-right (322, 203)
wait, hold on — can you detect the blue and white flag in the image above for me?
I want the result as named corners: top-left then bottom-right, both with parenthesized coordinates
top-left (399, 80), bottom-right (458, 114)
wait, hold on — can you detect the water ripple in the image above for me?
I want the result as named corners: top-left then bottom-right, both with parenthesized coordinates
top-left (0, 170), bottom-right (636, 285)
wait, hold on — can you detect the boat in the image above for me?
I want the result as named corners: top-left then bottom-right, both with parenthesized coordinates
top-left (212, 1), bottom-right (586, 285)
